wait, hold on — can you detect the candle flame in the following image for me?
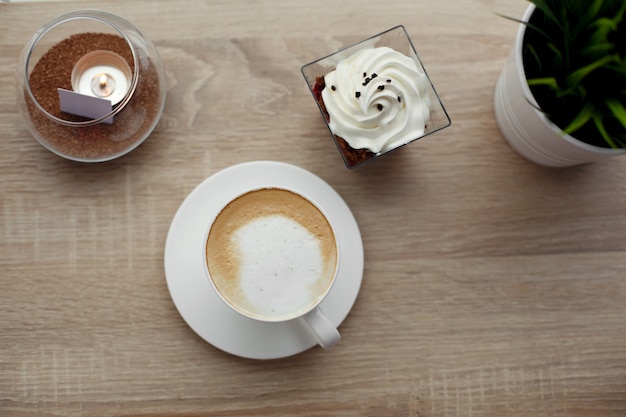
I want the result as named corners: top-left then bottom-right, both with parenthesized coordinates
top-left (99, 74), bottom-right (108, 89)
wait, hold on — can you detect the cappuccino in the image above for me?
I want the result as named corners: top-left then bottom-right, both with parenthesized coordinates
top-left (205, 188), bottom-right (338, 321)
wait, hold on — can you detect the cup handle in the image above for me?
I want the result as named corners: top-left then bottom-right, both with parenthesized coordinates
top-left (300, 307), bottom-right (340, 349)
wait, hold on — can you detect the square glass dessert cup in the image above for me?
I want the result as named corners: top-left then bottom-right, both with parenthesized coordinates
top-left (301, 25), bottom-right (451, 169)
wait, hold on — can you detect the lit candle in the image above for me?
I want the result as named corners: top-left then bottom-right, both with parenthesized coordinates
top-left (91, 73), bottom-right (117, 98)
top-left (71, 50), bottom-right (132, 106)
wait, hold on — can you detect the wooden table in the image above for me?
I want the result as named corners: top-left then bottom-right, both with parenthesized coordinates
top-left (2, 1), bottom-right (626, 416)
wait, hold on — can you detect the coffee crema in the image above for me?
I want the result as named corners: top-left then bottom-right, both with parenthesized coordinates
top-left (205, 188), bottom-right (338, 321)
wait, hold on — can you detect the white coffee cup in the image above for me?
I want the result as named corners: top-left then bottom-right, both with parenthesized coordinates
top-left (204, 186), bottom-right (341, 349)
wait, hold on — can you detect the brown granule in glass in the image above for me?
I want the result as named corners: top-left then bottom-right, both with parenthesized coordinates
top-left (25, 33), bottom-right (162, 161)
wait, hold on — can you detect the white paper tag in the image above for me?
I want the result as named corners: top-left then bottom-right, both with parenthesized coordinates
top-left (58, 88), bottom-right (114, 124)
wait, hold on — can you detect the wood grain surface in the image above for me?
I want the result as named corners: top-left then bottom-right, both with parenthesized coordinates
top-left (1, 1), bottom-right (626, 416)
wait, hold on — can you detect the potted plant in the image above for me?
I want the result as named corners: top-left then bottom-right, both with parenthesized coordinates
top-left (494, 0), bottom-right (626, 167)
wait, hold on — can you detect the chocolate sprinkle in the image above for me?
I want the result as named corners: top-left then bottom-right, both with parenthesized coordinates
top-left (387, 79), bottom-right (392, 83)
top-left (377, 104), bottom-right (384, 111)
top-left (331, 85), bottom-right (336, 91)
top-left (371, 73), bottom-right (378, 79)
top-left (398, 96), bottom-right (402, 103)
top-left (378, 85), bottom-right (385, 91)
top-left (355, 91), bottom-right (361, 98)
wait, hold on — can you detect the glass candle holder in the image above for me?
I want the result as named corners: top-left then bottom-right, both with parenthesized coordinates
top-left (15, 10), bottom-right (166, 162)
top-left (301, 25), bottom-right (450, 169)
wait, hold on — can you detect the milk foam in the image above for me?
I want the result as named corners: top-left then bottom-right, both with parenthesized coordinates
top-left (206, 188), bottom-right (337, 321)
top-left (234, 214), bottom-right (326, 318)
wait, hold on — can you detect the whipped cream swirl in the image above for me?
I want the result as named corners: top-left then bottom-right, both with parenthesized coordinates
top-left (322, 46), bottom-right (431, 154)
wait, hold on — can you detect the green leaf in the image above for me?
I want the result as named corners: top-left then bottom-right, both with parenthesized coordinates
top-left (614, 136), bottom-right (626, 148)
top-left (593, 114), bottom-right (618, 149)
top-left (547, 42), bottom-right (563, 64)
top-left (530, 0), bottom-right (564, 29)
top-left (563, 102), bottom-right (595, 135)
top-left (570, 0), bottom-right (604, 39)
top-left (606, 99), bottom-right (626, 130)
top-left (565, 54), bottom-right (618, 86)
top-left (589, 17), bottom-right (617, 44)
top-left (588, 0), bottom-right (604, 19)
top-left (579, 42), bottom-right (616, 56)
top-left (589, 2), bottom-right (626, 44)
top-left (496, 13), bottom-right (554, 42)
top-left (526, 43), bottom-right (543, 72)
top-left (527, 77), bottom-right (560, 90)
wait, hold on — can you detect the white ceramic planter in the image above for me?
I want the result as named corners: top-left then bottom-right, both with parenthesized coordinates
top-left (494, 4), bottom-right (625, 167)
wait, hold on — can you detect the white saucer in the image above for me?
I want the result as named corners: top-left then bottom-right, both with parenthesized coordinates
top-left (164, 161), bottom-right (364, 359)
